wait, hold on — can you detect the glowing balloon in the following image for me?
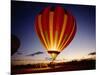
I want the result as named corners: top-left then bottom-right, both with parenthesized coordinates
top-left (35, 6), bottom-right (77, 61)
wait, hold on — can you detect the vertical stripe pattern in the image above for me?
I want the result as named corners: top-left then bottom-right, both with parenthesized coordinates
top-left (35, 6), bottom-right (76, 56)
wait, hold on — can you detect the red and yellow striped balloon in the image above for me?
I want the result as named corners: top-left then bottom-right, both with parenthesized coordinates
top-left (35, 6), bottom-right (77, 60)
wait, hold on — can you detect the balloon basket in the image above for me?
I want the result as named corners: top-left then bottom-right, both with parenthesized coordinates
top-left (49, 60), bottom-right (56, 68)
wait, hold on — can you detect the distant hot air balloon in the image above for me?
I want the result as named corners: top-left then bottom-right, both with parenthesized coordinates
top-left (35, 6), bottom-right (76, 61)
top-left (11, 34), bottom-right (20, 56)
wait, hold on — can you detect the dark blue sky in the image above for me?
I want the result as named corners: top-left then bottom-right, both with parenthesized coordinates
top-left (11, 1), bottom-right (96, 64)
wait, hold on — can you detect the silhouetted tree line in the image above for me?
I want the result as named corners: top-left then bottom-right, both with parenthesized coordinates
top-left (12, 59), bottom-right (95, 71)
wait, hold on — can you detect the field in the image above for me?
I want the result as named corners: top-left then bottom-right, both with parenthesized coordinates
top-left (11, 59), bottom-right (96, 74)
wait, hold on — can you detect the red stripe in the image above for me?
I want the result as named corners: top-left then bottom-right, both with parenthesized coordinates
top-left (65, 11), bottom-right (74, 35)
top-left (53, 6), bottom-right (65, 40)
top-left (41, 6), bottom-right (50, 31)
top-left (35, 16), bottom-right (46, 47)
top-left (60, 11), bottom-right (76, 50)
top-left (41, 6), bottom-right (50, 43)
top-left (62, 21), bottom-right (76, 50)
top-left (58, 11), bottom-right (72, 48)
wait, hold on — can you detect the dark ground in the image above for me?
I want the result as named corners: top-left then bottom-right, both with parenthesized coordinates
top-left (11, 59), bottom-right (96, 74)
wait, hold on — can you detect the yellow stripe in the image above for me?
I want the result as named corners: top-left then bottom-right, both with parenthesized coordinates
top-left (60, 21), bottom-right (75, 50)
top-left (38, 15), bottom-right (48, 49)
top-left (57, 15), bottom-right (67, 50)
top-left (58, 34), bottom-right (68, 50)
top-left (54, 31), bottom-right (58, 49)
top-left (44, 31), bottom-right (50, 49)
top-left (49, 12), bottom-right (54, 49)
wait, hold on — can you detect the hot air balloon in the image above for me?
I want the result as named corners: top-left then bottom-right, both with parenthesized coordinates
top-left (11, 34), bottom-right (20, 56)
top-left (35, 6), bottom-right (76, 61)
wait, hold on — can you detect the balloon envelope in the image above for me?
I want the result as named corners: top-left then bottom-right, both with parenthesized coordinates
top-left (35, 6), bottom-right (76, 60)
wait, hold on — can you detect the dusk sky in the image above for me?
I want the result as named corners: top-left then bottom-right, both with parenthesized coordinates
top-left (11, 1), bottom-right (96, 65)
